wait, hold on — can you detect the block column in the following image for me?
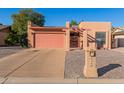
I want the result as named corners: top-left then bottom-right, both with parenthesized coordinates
top-left (108, 30), bottom-right (112, 49)
top-left (83, 30), bottom-right (98, 78)
top-left (115, 38), bottom-right (118, 48)
top-left (27, 21), bottom-right (33, 48)
top-left (79, 30), bottom-right (83, 49)
top-left (105, 31), bottom-right (109, 49)
top-left (83, 30), bottom-right (88, 50)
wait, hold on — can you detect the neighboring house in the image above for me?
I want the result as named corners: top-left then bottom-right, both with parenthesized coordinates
top-left (112, 27), bottom-right (124, 48)
top-left (28, 21), bottom-right (112, 50)
top-left (0, 24), bottom-right (10, 46)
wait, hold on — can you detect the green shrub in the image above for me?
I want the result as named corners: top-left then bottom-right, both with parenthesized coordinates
top-left (5, 34), bottom-right (18, 46)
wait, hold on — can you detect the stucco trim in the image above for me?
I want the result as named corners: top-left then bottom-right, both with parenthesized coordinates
top-left (32, 31), bottom-right (66, 34)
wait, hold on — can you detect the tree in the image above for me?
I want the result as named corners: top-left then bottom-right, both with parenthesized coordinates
top-left (5, 9), bottom-right (45, 47)
top-left (70, 20), bottom-right (78, 27)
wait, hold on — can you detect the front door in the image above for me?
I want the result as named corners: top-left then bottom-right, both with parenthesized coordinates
top-left (70, 32), bottom-right (79, 48)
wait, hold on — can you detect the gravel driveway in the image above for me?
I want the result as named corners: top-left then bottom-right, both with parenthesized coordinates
top-left (65, 48), bottom-right (124, 79)
top-left (0, 46), bottom-right (25, 58)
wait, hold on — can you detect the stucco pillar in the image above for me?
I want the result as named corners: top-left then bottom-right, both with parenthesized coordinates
top-left (115, 38), bottom-right (118, 48)
top-left (105, 31), bottom-right (109, 49)
top-left (108, 30), bottom-right (112, 49)
top-left (65, 21), bottom-right (70, 51)
top-left (83, 48), bottom-right (98, 78)
top-left (106, 31), bottom-right (111, 49)
top-left (27, 21), bottom-right (33, 48)
top-left (83, 31), bottom-right (98, 78)
top-left (83, 30), bottom-right (88, 50)
top-left (79, 30), bottom-right (83, 49)
top-left (89, 31), bottom-right (96, 49)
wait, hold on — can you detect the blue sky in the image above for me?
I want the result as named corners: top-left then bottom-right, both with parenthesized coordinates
top-left (0, 8), bottom-right (124, 27)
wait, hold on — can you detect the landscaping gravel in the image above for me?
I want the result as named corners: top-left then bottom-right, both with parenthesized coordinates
top-left (64, 49), bottom-right (85, 79)
top-left (65, 48), bottom-right (124, 79)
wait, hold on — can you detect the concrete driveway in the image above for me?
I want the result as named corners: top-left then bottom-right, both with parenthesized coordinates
top-left (0, 48), bottom-right (65, 83)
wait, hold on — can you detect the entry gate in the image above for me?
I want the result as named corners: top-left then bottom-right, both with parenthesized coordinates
top-left (65, 24), bottom-right (98, 78)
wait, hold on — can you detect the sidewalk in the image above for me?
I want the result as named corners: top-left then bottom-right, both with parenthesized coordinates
top-left (1, 77), bottom-right (124, 84)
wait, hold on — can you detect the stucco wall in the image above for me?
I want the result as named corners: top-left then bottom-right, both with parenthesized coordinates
top-left (79, 22), bottom-right (112, 49)
top-left (79, 22), bottom-right (111, 32)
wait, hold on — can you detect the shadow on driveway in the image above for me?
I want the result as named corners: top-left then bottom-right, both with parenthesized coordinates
top-left (97, 64), bottom-right (122, 77)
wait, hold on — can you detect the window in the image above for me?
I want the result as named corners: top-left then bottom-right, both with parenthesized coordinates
top-left (96, 32), bottom-right (106, 48)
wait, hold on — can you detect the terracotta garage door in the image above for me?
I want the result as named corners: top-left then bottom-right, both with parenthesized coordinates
top-left (35, 33), bottom-right (65, 48)
top-left (118, 38), bottom-right (124, 47)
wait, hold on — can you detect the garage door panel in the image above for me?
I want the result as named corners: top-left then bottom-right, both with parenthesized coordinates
top-left (35, 33), bottom-right (65, 48)
top-left (118, 39), bottom-right (124, 47)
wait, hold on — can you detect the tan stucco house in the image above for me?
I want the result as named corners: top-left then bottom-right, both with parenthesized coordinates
top-left (112, 27), bottom-right (124, 48)
top-left (0, 24), bottom-right (10, 46)
top-left (28, 21), bottom-right (112, 50)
